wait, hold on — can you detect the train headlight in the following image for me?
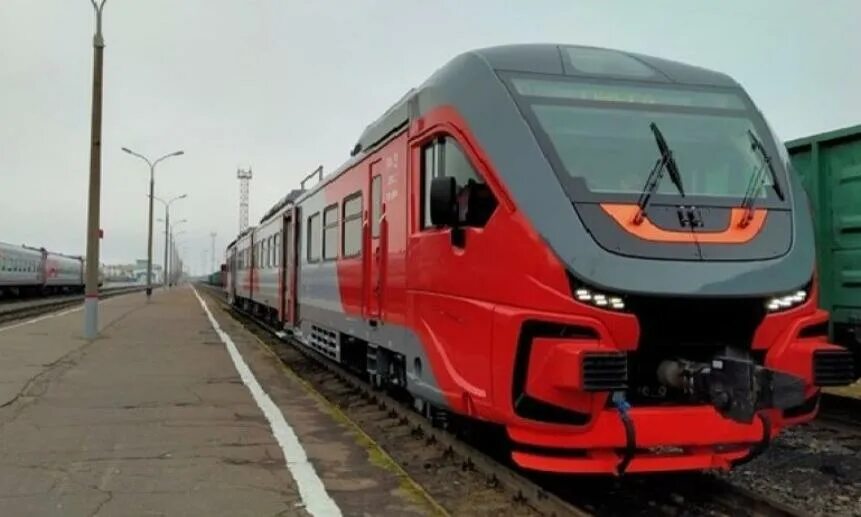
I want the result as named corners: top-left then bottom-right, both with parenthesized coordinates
top-left (574, 287), bottom-right (626, 311)
top-left (765, 290), bottom-right (807, 312)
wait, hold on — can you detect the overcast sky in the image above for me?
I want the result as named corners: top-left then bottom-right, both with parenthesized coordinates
top-left (1, 1), bottom-right (859, 274)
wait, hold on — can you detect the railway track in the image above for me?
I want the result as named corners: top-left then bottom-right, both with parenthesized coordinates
top-left (0, 285), bottom-right (149, 326)
top-left (199, 284), bottom-right (808, 517)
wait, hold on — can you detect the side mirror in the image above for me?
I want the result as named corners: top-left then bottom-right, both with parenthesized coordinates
top-left (430, 176), bottom-right (457, 227)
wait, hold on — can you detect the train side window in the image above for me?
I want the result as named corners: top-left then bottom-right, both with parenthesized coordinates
top-left (307, 212), bottom-right (321, 262)
top-left (342, 192), bottom-right (362, 257)
top-left (371, 175), bottom-right (382, 238)
top-left (421, 143), bottom-right (437, 228)
top-left (323, 204), bottom-right (339, 261)
top-left (421, 136), bottom-right (497, 229)
top-left (274, 234), bottom-right (280, 267)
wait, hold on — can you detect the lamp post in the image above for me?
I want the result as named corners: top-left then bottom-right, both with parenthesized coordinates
top-left (152, 194), bottom-right (187, 287)
top-left (83, 0), bottom-right (107, 340)
top-left (121, 147), bottom-right (184, 299)
top-left (168, 228), bottom-right (187, 285)
top-left (168, 222), bottom-right (186, 285)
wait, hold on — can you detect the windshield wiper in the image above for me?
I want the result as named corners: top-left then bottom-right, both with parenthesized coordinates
top-left (739, 129), bottom-right (785, 227)
top-left (634, 122), bottom-right (685, 224)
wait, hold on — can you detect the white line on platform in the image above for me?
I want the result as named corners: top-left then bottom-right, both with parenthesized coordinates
top-left (0, 306), bottom-right (83, 333)
top-left (191, 286), bottom-right (341, 517)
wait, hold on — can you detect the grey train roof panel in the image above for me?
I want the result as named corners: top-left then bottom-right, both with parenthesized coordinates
top-left (472, 44), bottom-right (737, 86)
top-left (351, 44), bottom-right (737, 157)
top-left (260, 188), bottom-right (304, 224)
top-left (352, 89), bottom-right (415, 157)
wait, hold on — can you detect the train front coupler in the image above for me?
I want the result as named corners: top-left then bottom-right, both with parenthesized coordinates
top-left (656, 354), bottom-right (806, 424)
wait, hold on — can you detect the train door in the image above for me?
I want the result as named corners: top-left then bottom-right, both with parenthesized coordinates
top-left (282, 209), bottom-right (299, 327)
top-left (365, 164), bottom-right (384, 321)
top-left (229, 247), bottom-right (237, 302)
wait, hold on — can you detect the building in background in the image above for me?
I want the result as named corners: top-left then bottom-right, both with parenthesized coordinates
top-left (104, 260), bottom-right (163, 284)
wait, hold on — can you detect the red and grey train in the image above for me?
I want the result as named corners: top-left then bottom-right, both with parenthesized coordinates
top-left (224, 45), bottom-right (856, 475)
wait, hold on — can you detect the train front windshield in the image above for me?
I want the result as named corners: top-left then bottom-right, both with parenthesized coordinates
top-left (510, 77), bottom-right (790, 207)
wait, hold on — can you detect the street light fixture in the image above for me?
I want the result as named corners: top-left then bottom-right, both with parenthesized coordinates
top-left (83, 0), bottom-right (108, 340)
top-left (151, 194), bottom-right (187, 287)
top-left (122, 147), bottom-right (184, 299)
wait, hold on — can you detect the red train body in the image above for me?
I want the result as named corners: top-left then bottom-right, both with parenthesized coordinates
top-left (225, 45), bottom-right (856, 475)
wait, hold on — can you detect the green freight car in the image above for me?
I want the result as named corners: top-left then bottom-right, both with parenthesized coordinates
top-left (786, 124), bottom-right (861, 375)
top-left (207, 270), bottom-right (223, 287)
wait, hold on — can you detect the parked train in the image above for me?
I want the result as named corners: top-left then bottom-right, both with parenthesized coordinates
top-left (0, 241), bottom-right (99, 297)
top-left (224, 44), bottom-right (857, 475)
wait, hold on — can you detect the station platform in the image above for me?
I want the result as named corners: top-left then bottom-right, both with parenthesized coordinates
top-left (0, 287), bottom-right (437, 516)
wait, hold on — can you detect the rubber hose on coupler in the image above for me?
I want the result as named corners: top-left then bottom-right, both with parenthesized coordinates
top-left (612, 392), bottom-right (636, 475)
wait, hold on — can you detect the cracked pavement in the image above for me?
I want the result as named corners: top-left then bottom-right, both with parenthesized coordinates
top-left (0, 288), bottom-right (437, 516)
top-left (0, 290), bottom-right (304, 516)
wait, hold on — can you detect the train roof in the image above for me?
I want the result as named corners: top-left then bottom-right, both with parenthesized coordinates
top-left (244, 44), bottom-right (741, 248)
top-left (0, 241), bottom-right (82, 260)
top-left (259, 189), bottom-right (304, 224)
top-left (351, 44), bottom-right (737, 157)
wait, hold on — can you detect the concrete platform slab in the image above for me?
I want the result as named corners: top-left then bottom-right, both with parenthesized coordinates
top-left (0, 287), bottom-right (438, 516)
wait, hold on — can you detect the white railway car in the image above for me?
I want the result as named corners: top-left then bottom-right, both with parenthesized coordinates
top-left (45, 252), bottom-right (85, 289)
top-left (0, 242), bottom-right (43, 295)
top-left (0, 241), bottom-right (89, 297)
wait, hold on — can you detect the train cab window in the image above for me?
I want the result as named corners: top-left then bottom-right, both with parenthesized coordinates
top-left (307, 213), bottom-right (321, 262)
top-left (342, 192), bottom-right (362, 257)
top-left (273, 234), bottom-right (280, 267)
top-left (323, 204), bottom-right (339, 261)
top-left (421, 136), bottom-right (498, 229)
